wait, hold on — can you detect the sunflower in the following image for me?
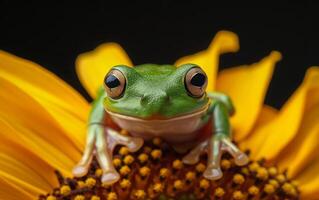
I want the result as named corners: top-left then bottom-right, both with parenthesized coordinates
top-left (0, 31), bottom-right (318, 200)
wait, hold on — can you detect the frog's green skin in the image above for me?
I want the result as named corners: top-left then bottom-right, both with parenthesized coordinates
top-left (104, 64), bottom-right (209, 118)
top-left (73, 64), bottom-right (248, 185)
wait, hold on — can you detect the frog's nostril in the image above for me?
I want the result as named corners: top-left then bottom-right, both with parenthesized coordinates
top-left (140, 94), bottom-right (149, 105)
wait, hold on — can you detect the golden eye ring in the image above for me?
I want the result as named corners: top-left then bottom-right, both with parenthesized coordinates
top-left (184, 67), bottom-right (208, 97)
top-left (104, 69), bottom-right (126, 99)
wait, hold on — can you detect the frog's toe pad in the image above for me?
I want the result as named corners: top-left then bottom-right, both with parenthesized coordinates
top-left (182, 153), bottom-right (200, 165)
top-left (203, 167), bottom-right (223, 180)
top-left (101, 171), bottom-right (120, 185)
top-left (127, 137), bottom-right (144, 152)
top-left (72, 165), bottom-right (89, 177)
top-left (234, 152), bottom-right (249, 166)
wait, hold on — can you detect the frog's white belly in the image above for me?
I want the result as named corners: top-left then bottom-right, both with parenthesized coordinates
top-left (106, 106), bottom-right (208, 143)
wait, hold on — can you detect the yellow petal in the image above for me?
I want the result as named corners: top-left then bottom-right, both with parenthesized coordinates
top-left (0, 50), bottom-right (88, 118)
top-left (0, 76), bottom-right (80, 174)
top-left (0, 51), bottom-right (89, 150)
top-left (296, 158), bottom-right (319, 199)
top-left (274, 68), bottom-right (319, 177)
top-left (240, 67), bottom-right (319, 160)
top-left (0, 138), bottom-right (57, 196)
top-left (275, 109), bottom-right (319, 178)
top-left (0, 118), bottom-right (75, 176)
top-left (175, 31), bottom-right (239, 92)
top-left (76, 43), bottom-right (133, 98)
top-left (252, 105), bottom-right (278, 128)
top-left (243, 106), bottom-right (278, 153)
top-left (0, 178), bottom-right (34, 200)
top-left (216, 52), bottom-right (281, 141)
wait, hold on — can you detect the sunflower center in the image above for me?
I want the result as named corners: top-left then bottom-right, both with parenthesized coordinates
top-left (39, 138), bottom-right (300, 200)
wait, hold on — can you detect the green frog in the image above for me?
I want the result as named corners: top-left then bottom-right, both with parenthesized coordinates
top-left (73, 63), bottom-right (248, 185)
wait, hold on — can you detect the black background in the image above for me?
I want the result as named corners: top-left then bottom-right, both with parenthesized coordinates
top-left (0, 1), bottom-right (318, 108)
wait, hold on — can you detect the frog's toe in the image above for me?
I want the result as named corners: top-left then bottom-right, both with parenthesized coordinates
top-left (203, 166), bottom-right (223, 180)
top-left (107, 128), bottom-right (144, 152)
top-left (221, 138), bottom-right (249, 166)
top-left (101, 171), bottom-right (120, 185)
top-left (234, 152), bottom-right (249, 166)
top-left (127, 137), bottom-right (144, 152)
top-left (182, 153), bottom-right (200, 165)
top-left (72, 165), bottom-right (89, 177)
top-left (182, 140), bottom-right (208, 165)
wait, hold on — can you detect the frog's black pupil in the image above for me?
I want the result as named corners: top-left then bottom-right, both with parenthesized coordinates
top-left (105, 74), bottom-right (120, 88)
top-left (190, 73), bottom-right (206, 87)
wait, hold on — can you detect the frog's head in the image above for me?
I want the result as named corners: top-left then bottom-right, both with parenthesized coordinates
top-left (103, 63), bottom-right (210, 120)
top-left (103, 64), bottom-right (211, 138)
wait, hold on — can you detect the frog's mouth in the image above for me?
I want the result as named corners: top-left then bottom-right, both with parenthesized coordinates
top-left (105, 105), bottom-right (209, 140)
top-left (105, 104), bottom-right (209, 122)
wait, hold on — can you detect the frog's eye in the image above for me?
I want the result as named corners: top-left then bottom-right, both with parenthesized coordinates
top-left (104, 69), bottom-right (126, 99)
top-left (185, 67), bottom-right (207, 97)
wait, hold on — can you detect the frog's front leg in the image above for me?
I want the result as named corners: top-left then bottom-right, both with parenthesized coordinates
top-left (183, 93), bottom-right (248, 180)
top-left (73, 88), bottom-right (143, 185)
